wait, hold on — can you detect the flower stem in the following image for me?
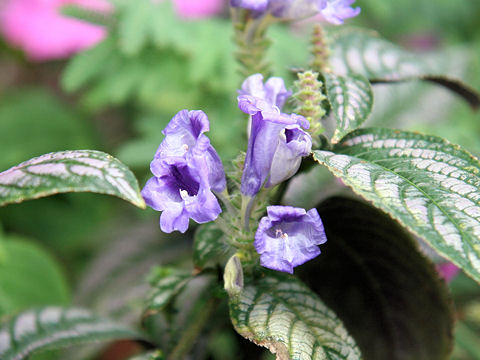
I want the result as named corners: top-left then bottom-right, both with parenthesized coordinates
top-left (232, 9), bottom-right (273, 78)
top-left (215, 189), bottom-right (237, 216)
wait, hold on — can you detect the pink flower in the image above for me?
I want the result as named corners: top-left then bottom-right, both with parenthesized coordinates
top-left (436, 262), bottom-right (460, 283)
top-left (173, 0), bottom-right (224, 19)
top-left (0, 0), bottom-right (109, 61)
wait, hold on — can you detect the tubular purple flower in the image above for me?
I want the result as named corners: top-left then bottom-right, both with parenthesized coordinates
top-left (238, 75), bottom-right (312, 197)
top-left (254, 206), bottom-right (327, 273)
top-left (230, 0), bottom-right (359, 23)
top-left (142, 110), bottom-right (226, 233)
top-left (231, 0), bottom-right (327, 20)
top-left (321, 0), bottom-right (360, 24)
top-left (230, 0), bottom-right (269, 13)
top-left (267, 124), bottom-right (312, 187)
top-left (239, 73), bottom-right (291, 110)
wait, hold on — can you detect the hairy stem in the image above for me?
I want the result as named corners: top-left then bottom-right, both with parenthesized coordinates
top-left (232, 10), bottom-right (273, 78)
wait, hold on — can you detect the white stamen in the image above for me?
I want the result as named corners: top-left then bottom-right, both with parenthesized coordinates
top-left (179, 189), bottom-right (189, 199)
top-left (183, 144), bottom-right (189, 152)
top-left (275, 229), bottom-right (289, 239)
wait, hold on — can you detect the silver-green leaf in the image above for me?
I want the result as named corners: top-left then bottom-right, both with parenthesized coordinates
top-left (329, 28), bottom-right (429, 80)
top-left (313, 128), bottom-right (480, 282)
top-left (144, 268), bottom-right (193, 316)
top-left (0, 150), bottom-right (145, 208)
top-left (229, 271), bottom-right (361, 360)
top-left (328, 28), bottom-right (480, 109)
top-left (323, 72), bottom-right (373, 143)
top-left (0, 307), bottom-right (140, 360)
top-left (193, 222), bottom-right (231, 270)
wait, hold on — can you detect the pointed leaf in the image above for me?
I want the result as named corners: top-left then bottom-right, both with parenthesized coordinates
top-left (0, 150), bottom-right (145, 208)
top-left (228, 271), bottom-right (361, 360)
top-left (144, 268), bottom-right (193, 316)
top-left (299, 196), bottom-right (454, 360)
top-left (323, 72), bottom-right (373, 143)
top-left (313, 128), bottom-right (480, 282)
top-left (329, 28), bottom-right (480, 109)
top-left (0, 307), bottom-right (141, 360)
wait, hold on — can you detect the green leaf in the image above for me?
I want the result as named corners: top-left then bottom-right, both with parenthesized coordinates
top-left (323, 72), bottom-right (373, 143)
top-left (60, 4), bottom-right (112, 27)
top-left (313, 128), bottom-right (480, 282)
top-left (144, 268), bottom-right (193, 316)
top-left (128, 350), bottom-right (165, 360)
top-left (0, 307), bottom-right (141, 360)
top-left (329, 28), bottom-right (480, 109)
top-left (117, 0), bottom-right (154, 55)
top-left (0, 88), bottom-right (95, 171)
top-left (62, 38), bottom-right (117, 93)
top-left (299, 196), bottom-right (454, 360)
top-left (228, 271), bottom-right (361, 360)
top-left (0, 150), bottom-right (145, 208)
top-left (0, 237), bottom-right (70, 317)
top-left (193, 222), bottom-right (231, 270)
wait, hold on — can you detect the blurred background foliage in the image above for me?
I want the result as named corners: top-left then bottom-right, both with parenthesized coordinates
top-left (0, 0), bottom-right (479, 358)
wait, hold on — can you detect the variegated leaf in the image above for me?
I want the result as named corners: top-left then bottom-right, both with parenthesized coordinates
top-left (144, 268), bottom-right (193, 316)
top-left (0, 150), bottom-right (145, 208)
top-left (328, 28), bottom-right (480, 109)
top-left (0, 307), bottom-right (140, 360)
top-left (193, 222), bottom-right (231, 270)
top-left (229, 271), bottom-right (361, 360)
top-left (329, 28), bottom-right (429, 80)
top-left (301, 196), bottom-right (454, 360)
top-left (323, 72), bottom-right (373, 143)
top-left (313, 128), bottom-right (480, 282)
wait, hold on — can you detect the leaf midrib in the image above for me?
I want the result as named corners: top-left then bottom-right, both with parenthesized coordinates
top-left (314, 150), bottom-right (476, 273)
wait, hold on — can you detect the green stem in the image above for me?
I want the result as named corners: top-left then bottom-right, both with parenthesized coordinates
top-left (215, 189), bottom-right (237, 217)
top-left (167, 297), bottom-right (219, 360)
top-left (241, 195), bottom-right (255, 231)
top-left (232, 11), bottom-right (273, 77)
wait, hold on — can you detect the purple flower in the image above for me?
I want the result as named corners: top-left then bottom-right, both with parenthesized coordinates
top-left (230, 0), bottom-right (359, 23)
top-left (255, 206), bottom-right (327, 273)
top-left (320, 0), bottom-right (360, 24)
top-left (231, 0), bottom-right (326, 20)
top-left (238, 75), bottom-right (312, 197)
top-left (239, 73), bottom-right (291, 110)
top-left (142, 110), bottom-right (226, 233)
top-left (230, 0), bottom-right (269, 13)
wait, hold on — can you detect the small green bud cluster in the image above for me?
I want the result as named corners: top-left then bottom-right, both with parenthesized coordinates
top-left (311, 24), bottom-right (330, 72)
top-left (293, 71), bottom-right (326, 147)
